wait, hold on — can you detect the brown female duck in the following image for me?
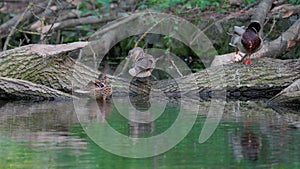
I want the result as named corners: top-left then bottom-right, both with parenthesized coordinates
top-left (74, 74), bottom-right (112, 101)
top-left (128, 47), bottom-right (155, 78)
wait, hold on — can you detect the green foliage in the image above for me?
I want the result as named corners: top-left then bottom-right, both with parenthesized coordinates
top-left (61, 31), bottom-right (79, 43)
top-left (78, 0), bottom-right (111, 16)
top-left (289, 0), bottom-right (300, 4)
top-left (138, 0), bottom-right (259, 11)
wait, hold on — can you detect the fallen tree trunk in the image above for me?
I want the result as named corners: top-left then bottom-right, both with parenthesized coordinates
top-left (1, 43), bottom-right (300, 100)
top-left (154, 58), bottom-right (300, 100)
top-left (0, 42), bottom-right (98, 92)
top-left (0, 43), bottom-right (130, 97)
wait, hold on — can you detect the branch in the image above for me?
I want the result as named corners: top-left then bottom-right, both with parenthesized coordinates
top-left (0, 76), bottom-right (76, 100)
top-left (251, 0), bottom-right (274, 37)
top-left (0, 1), bottom-right (51, 39)
top-left (271, 4), bottom-right (300, 18)
top-left (155, 58), bottom-right (300, 100)
top-left (40, 14), bottom-right (120, 34)
top-left (0, 42), bottom-right (96, 92)
top-left (2, 2), bottom-right (35, 51)
top-left (268, 79), bottom-right (300, 107)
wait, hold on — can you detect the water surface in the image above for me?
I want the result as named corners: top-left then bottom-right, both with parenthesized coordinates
top-left (0, 99), bottom-right (299, 169)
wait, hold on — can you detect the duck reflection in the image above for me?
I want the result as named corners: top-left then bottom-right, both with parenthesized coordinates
top-left (231, 103), bottom-right (261, 162)
top-left (128, 77), bottom-right (154, 138)
top-left (240, 119), bottom-right (261, 161)
top-left (85, 99), bottom-right (112, 122)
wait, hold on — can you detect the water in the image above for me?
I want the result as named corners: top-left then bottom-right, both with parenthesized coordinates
top-left (0, 98), bottom-right (299, 169)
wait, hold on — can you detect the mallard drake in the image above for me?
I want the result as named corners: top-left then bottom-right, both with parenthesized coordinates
top-left (74, 74), bottom-right (112, 101)
top-left (128, 47), bottom-right (155, 78)
top-left (230, 22), bottom-right (262, 64)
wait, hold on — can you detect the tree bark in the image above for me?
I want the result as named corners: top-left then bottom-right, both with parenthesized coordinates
top-left (0, 76), bottom-right (76, 100)
top-left (0, 42), bottom-right (98, 92)
top-left (0, 43), bottom-right (129, 98)
top-left (154, 58), bottom-right (300, 100)
top-left (1, 43), bottom-right (300, 100)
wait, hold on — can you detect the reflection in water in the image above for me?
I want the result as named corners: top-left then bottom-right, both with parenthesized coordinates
top-left (230, 101), bottom-right (262, 162)
top-left (0, 99), bottom-right (299, 168)
top-left (231, 121), bottom-right (261, 162)
top-left (85, 99), bottom-right (112, 122)
top-left (128, 77), bottom-right (154, 138)
top-left (240, 119), bottom-right (261, 161)
top-left (129, 95), bottom-right (154, 138)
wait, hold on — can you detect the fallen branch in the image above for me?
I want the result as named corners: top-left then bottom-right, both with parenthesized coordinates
top-left (0, 42), bottom-right (300, 100)
top-left (271, 4), bottom-right (300, 18)
top-left (0, 1), bottom-right (51, 39)
top-left (154, 58), bottom-right (300, 100)
top-left (40, 14), bottom-right (120, 34)
top-left (251, 0), bottom-right (274, 33)
top-left (0, 42), bottom-right (97, 92)
top-left (268, 79), bottom-right (300, 106)
top-left (0, 76), bottom-right (76, 100)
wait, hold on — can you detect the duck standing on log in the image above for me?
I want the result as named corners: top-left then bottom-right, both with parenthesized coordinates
top-left (128, 47), bottom-right (155, 78)
top-left (229, 21), bottom-right (263, 64)
top-left (128, 47), bottom-right (155, 96)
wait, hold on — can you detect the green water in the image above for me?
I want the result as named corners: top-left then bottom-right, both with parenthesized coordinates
top-left (0, 99), bottom-right (299, 169)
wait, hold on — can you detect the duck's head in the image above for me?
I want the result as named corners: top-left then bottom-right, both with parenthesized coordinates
top-left (128, 47), bottom-right (144, 62)
top-left (95, 80), bottom-right (106, 88)
top-left (129, 53), bottom-right (155, 78)
top-left (241, 22), bottom-right (262, 53)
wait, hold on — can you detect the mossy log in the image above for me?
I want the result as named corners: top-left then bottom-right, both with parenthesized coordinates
top-left (0, 76), bottom-right (76, 100)
top-left (0, 42), bottom-right (96, 92)
top-left (0, 43), bottom-right (128, 100)
top-left (1, 43), bottom-right (300, 101)
top-left (154, 58), bottom-right (300, 100)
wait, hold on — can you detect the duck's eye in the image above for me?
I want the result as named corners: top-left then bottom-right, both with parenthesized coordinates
top-left (99, 83), bottom-right (105, 88)
top-left (95, 82), bottom-right (105, 88)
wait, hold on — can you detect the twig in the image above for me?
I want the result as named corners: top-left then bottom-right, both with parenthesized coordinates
top-left (134, 16), bottom-right (166, 47)
top-left (264, 16), bottom-right (276, 40)
top-left (3, 2), bottom-right (33, 51)
top-left (88, 44), bottom-right (98, 70)
top-left (16, 28), bottom-right (41, 35)
top-left (170, 57), bottom-right (183, 77)
top-left (0, 1), bottom-right (50, 39)
top-left (242, 1), bottom-right (260, 11)
top-left (201, 10), bottom-right (251, 33)
top-left (40, 0), bottom-right (54, 44)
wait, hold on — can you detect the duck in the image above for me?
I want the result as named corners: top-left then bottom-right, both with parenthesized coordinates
top-left (128, 47), bottom-right (155, 78)
top-left (229, 21), bottom-right (263, 64)
top-left (74, 74), bottom-right (112, 101)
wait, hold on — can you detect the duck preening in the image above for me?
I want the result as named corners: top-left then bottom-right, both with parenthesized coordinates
top-left (229, 21), bottom-right (263, 64)
top-left (128, 47), bottom-right (155, 78)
